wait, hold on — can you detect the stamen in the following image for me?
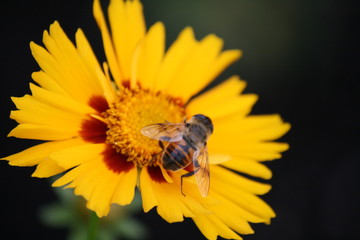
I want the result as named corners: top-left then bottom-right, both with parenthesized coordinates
top-left (103, 86), bottom-right (185, 168)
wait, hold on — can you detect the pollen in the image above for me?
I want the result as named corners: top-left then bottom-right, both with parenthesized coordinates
top-left (103, 86), bottom-right (186, 167)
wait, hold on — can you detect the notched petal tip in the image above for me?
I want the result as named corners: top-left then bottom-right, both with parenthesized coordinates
top-left (93, 0), bottom-right (103, 23)
top-left (29, 41), bottom-right (38, 50)
top-left (182, 26), bottom-right (195, 36)
top-left (281, 142), bottom-right (290, 152)
top-left (222, 49), bottom-right (243, 62)
top-left (201, 33), bottom-right (224, 54)
top-left (6, 128), bottom-right (18, 138)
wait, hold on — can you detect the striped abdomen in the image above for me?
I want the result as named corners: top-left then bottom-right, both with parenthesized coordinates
top-left (162, 139), bottom-right (196, 171)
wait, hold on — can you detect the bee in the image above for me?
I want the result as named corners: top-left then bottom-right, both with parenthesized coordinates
top-left (141, 114), bottom-right (213, 197)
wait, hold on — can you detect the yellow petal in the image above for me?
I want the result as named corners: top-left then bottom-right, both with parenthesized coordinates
top-left (223, 158), bottom-right (272, 179)
top-left (94, 62), bottom-right (117, 104)
top-left (153, 187), bottom-right (191, 223)
top-left (86, 166), bottom-right (137, 217)
top-left (1, 138), bottom-right (85, 166)
top-left (31, 22), bottom-right (103, 102)
top-left (10, 95), bottom-right (83, 139)
top-left (166, 34), bottom-right (224, 101)
top-left (50, 143), bottom-right (106, 170)
top-left (29, 83), bottom-right (95, 115)
top-left (209, 115), bottom-right (290, 162)
top-left (30, 41), bottom-right (69, 91)
top-left (192, 215), bottom-right (219, 240)
top-left (187, 75), bottom-right (245, 109)
top-left (140, 168), bottom-right (158, 212)
top-left (202, 49), bottom-right (242, 88)
top-left (209, 154), bottom-right (231, 165)
top-left (125, 0), bottom-right (145, 43)
top-left (75, 28), bottom-right (113, 101)
top-left (93, 0), bottom-right (123, 85)
top-left (8, 123), bottom-right (78, 141)
top-left (140, 169), bottom-right (210, 222)
top-left (192, 214), bottom-right (242, 240)
top-left (53, 154), bottom-right (137, 217)
top-left (46, 23), bottom-right (102, 96)
top-left (203, 94), bottom-right (258, 120)
top-left (151, 182), bottom-right (185, 223)
top-left (155, 27), bottom-right (197, 91)
top-left (210, 191), bottom-right (266, 224)
top-left (32, 71), bottom-right (68, 96)
top-left (32, 158), bottom-right (65, 178)
top-left (212, 181), bottom-right (276, 221)
top-left (208, 139), bottom-right (289, 161)
top-left (160, 165), bottom-right (173, 183)
top-left (206, 214), bottom-right (243, 239)
top-left (9, 109), bottom-right (78, 135)
top-left (211, 166), bottom-right (271, 195)
top-left (135, 22), bottom-right (165, 90)
top-left (53, 157), bottom-right (96, 188)
top-left (108, 0), bottom-right (145, 80)
top-left (214, 114), bottom-right (291, 141)
top-left (75, 28), bottom-right (101, 79)
top-left (86, 166), bottom-right (121, 217)
top-left (111, 167), bottom-right (137, 205)
top-left (208, 199), bottom-right (256, 234)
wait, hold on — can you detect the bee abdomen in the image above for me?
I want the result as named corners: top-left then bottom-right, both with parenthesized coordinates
top-left (162, 141), bottom-right (192, 171)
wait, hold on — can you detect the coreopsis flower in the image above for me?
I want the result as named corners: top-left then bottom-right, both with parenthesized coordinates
top-left (2, 0), bottom-right (290, 239)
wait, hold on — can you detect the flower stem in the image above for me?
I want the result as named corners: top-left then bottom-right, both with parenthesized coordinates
top-left (88, 211), bottom-right (99, 240)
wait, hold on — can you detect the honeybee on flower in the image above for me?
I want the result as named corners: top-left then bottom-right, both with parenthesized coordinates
top-left (2, 0), bottom-right (290, 239)
top-left (141, 114), bottom-right (213, 197)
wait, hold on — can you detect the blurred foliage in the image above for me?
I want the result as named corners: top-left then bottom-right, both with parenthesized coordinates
top-left (39, 186), bottom-right (148, 240)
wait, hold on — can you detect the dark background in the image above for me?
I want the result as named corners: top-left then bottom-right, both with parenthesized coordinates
top-left (0, 0), bottom-right (358, 239)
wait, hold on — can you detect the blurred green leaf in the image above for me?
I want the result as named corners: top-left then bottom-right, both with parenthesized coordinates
top-left (39, 185), bottom-right (147, 240)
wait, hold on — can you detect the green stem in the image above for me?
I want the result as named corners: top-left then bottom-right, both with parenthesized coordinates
top-left (88, 211), bottom-right (99, 240)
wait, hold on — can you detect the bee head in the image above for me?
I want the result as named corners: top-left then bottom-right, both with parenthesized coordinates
top-left (192, 114), bottom-right (214, 134)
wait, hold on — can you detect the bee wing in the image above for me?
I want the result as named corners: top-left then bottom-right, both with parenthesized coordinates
top-left (193, 145), bottom-right (210, 197)
top-left (141, 123), bottom-right (185, 142)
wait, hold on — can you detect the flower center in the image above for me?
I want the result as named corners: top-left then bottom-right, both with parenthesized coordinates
top-left (103, 87), bottom-right (186, 167)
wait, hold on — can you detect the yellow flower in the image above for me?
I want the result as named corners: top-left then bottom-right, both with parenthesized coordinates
top-left (1, 0), bottom-right (290, 239)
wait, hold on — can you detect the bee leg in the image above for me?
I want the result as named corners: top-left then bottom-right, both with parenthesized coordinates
top-left (148, 141), bottom-right (164, 166)
top-left (158, 140), bottom-right (165, 150)
top-left (180, 169), bottom-right (198, 197)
